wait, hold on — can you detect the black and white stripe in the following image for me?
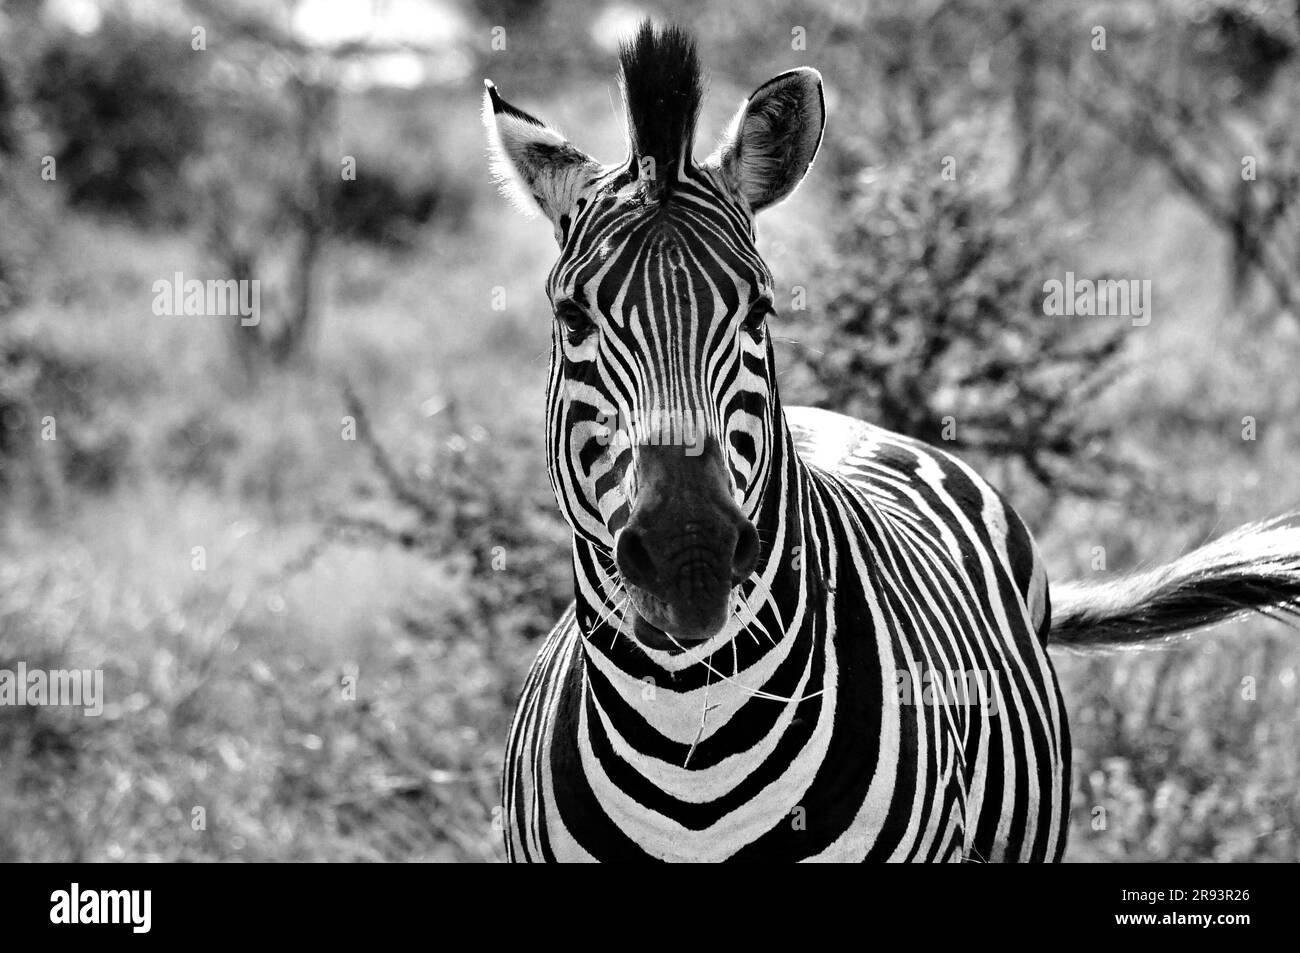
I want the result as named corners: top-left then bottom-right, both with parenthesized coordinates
top-left (507, 400), bottom-right (1068, 861)
top-left (490, 20), bottom-right (1300, 863)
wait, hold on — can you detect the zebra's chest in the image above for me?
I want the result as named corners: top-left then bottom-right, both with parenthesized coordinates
top-left (503, 579), bottom-right (1000, 862)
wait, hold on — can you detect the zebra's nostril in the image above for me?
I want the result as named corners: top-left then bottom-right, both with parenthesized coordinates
top-left (731, 520), bottom-right (760, 582)
top-left (615, 528), bottom-right (658, 588)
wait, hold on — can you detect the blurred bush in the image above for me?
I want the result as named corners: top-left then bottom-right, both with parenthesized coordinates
top-left (328, 170), bottom-right (441, 250)
top-left (338, 391), bottom-right (572, 646)
top-left (0, 317), bottom-right (133, 504)
top-left (787, 150), bottom-right (1135, 507)
top-left (30, 16), bottom-right (206, 225)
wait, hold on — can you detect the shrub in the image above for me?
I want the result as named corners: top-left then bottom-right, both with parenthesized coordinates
top-left (29, 17), bottom-right (206, 224)
top-left (786, 150), bottom-right (1137, 508)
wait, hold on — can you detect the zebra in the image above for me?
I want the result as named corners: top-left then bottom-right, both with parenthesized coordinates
top-left (481, 21), bottom-right (1300, 862)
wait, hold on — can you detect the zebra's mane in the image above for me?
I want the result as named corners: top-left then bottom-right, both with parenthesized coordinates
top-left (618, 21), bottom-right (704, 192)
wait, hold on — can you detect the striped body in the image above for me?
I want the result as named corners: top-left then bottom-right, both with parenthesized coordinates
top-left (487, 20), bottom-right (1300, 865)
top-left (504, 407), bottom-right (1070, 862)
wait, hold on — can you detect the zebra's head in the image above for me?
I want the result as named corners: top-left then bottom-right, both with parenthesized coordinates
top-left (483, 22), bottom-right (824, 646)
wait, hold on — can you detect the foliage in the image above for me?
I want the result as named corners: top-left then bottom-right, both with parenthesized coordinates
top-left (29, 17), bottom-right (206, 224)
top-left (328, 171), bottom-right (442, 249)
top-left (0, 318), bottom-right (130, 501)
top-left (332, 387), bottom-right (572, 647)
top-left (787, 151), bottom-right (1135, 503)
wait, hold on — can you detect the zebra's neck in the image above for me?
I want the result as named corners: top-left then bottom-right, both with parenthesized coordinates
top-left (570, 405), bottom-right (835, 742)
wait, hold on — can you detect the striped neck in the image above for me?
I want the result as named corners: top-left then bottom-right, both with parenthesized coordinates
top-left (555, 400), bottom-right (850, 855)
top-left (570, 399), bottom-right (831, 715)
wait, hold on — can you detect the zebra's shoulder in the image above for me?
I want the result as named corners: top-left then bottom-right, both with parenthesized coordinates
top-left (785, 405), bottom-right (880, 469)
top-left (786, 405), bottom-right (940, 483)
top-left (785, 406), bottom-right (1050, 640)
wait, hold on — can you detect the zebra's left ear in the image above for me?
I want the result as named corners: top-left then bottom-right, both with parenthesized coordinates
top-left (706, 68), bottom-right (825, 214)
top-left (482, 80), bottom-right (601, 232)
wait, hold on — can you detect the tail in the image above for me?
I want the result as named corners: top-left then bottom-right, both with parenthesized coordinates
top-left (1050, 515), bottom-right (1300, 649)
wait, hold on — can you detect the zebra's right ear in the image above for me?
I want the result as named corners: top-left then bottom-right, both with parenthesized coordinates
top-left (482, 80), bottom-right (600, 232)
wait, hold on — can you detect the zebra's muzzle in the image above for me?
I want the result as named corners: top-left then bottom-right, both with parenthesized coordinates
top-left (614, 439), bottom-right (760, 644)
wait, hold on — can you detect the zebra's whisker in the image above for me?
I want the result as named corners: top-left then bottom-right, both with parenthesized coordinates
top-left (610, 593), bottom-right (631, 651)
top-left (683, 664), bottom-right (713, 768)
top-left (661, 629), bottom-right (823, 705)
top-left (736, 576), bottom-right (781, 646)
top-left (732, 601), bottom-right (774, 649)
top-left (733, 604), bottom-right (762, 647)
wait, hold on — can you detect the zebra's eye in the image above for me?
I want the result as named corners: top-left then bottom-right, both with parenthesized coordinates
top-left (555, 301), bottom-right (595, 344)
top-left (741, 299), bottom-right (773, 337)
